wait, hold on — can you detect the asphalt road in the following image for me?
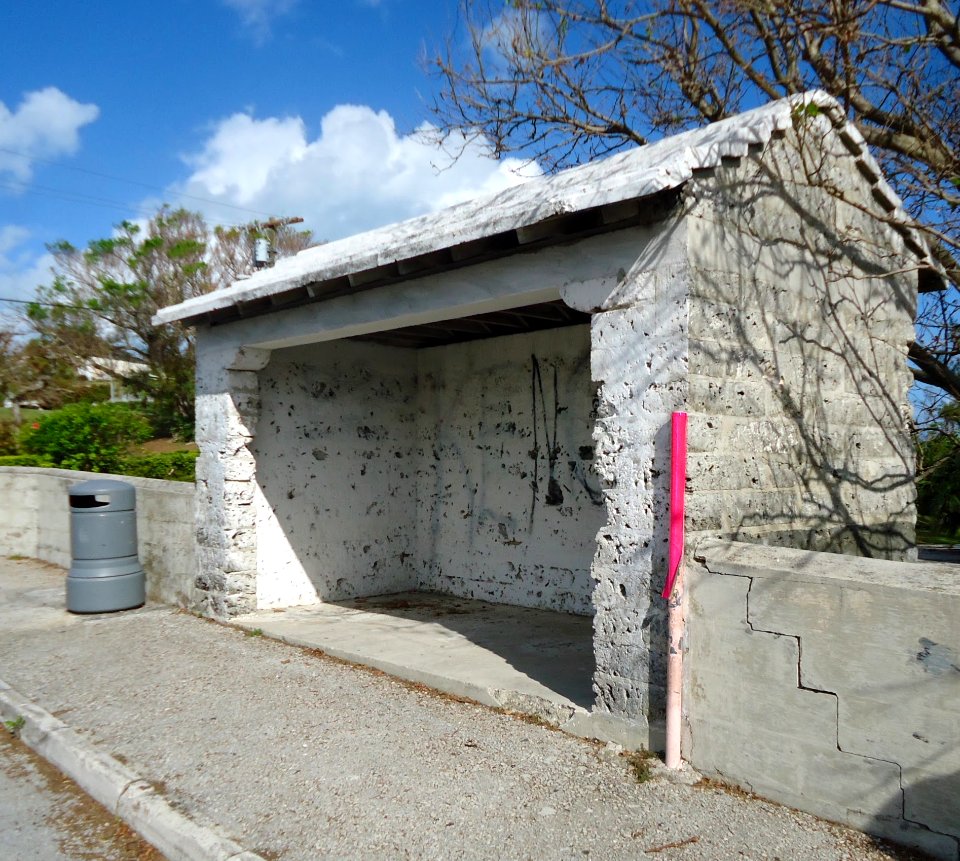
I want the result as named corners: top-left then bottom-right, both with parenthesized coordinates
top-left (0, 728), bottom-right (162, 861)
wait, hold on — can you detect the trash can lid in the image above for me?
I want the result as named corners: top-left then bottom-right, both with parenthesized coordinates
top-left (69, 479), bottom-right (136, 511)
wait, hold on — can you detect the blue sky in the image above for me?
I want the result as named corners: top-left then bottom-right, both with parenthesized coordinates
top-left (0, 0), bottom-right (537, 305)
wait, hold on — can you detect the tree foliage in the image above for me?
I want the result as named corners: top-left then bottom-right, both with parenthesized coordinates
top-left (26, 208), bottom-right (313, 437)
top-left (432, 0), bottom-right (959, 409)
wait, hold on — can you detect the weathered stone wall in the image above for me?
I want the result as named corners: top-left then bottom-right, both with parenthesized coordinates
top-left (415, 325), bottom-right (603, 615)
top-left (253, 340), bottom-right (419, 606)
top-left (574, 216), bottom-right (692, 732)
top-left (685, 128), bottom-right (916, 557)
top-left (193, 339), bottom-right (270, 617)
top-left (686, 540), bottom-right (960, 861)
top-left (0, 466), bottom-right (197, 607)
top-left (246, 326), bottom-right (604, 614)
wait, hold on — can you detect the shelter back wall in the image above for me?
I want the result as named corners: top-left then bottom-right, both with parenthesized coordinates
top-left (252, 325), bottom-right (604, 614)
top-left (416, 324), bottom-right (603, 615)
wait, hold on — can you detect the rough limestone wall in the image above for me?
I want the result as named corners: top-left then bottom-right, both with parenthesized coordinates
top-left (414, 325), bottom-right (603, 615)
top-left (685, 127), bottom-right (916, 557)
top-left (686, 540), bottom-right (960, 861)
top-left (578, 218), bottom-right (691, 730)
top-left (253, 340), bottom-right (419, 606)
top-left (193, 338), bottom-right (268, 617)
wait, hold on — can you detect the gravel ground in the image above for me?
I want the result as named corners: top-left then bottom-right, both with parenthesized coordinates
top-left (0, 560), bottom-right (927, 861)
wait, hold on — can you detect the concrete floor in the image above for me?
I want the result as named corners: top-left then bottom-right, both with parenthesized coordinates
top-left (231, 591), bottom-right (635, 741)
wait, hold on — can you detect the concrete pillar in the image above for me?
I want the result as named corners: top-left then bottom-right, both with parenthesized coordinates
top-left (194, 341), bottom-right (270, 617)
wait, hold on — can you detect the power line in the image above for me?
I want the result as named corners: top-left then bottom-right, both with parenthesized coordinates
top-left (0, 296), bottom-right (90, 311)
top-left (0, 179), bottom-right (254, 230)
top-left (0, 145), bottom-right (279, 219)
top-left (0, 180), bottom-right (176, 222)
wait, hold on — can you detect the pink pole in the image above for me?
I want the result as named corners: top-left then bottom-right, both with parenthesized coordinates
top-left (663, 411), bottom-right (687, 770)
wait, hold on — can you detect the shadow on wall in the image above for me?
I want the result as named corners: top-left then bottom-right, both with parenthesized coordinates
top-left (687, 544), bottom-right (960, 861)
top-left (869, 769), bottom-right (960, 860)
top-left (686, 111), bottom-right (919, 559)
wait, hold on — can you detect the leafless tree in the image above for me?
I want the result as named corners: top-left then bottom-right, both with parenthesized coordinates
top-left (432, 0), bottom-right (958, 411)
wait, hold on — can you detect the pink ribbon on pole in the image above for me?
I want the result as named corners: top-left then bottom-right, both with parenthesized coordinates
top-left (661, 411), bottom-right (687, 599)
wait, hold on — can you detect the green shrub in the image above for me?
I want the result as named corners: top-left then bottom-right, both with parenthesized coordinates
top-left (118, 451), bottom-right (198, 482)
top-left (0, 420), bottom-right (18, 456)
top-left (0, 454), bottom-right (55, 467)
top-left (20, 402), bottom-right (152, 473)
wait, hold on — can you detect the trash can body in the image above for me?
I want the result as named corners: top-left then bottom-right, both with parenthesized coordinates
top-left (67, 479), bottom-right (145, 613)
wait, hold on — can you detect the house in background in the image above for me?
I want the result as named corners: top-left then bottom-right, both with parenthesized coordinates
top-left (78, 357), bottom-right (150, 403)
top-left (155, 92), bottom-right (931, 746)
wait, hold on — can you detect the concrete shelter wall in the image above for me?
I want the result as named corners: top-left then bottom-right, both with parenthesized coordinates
top-left (415, 325), bottom-right (603, 615)
top-left (253, 341), bottom-right (419, 607)
top-left (686, 540), bottom-right (960, 861)
top-left (684, 127), bottom-right (916, 557)
top-left (563, 216), bottom-right (692, 732)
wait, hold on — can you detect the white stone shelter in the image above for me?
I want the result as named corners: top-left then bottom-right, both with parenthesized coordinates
top-left (156, 93), bottom-right (931, 742)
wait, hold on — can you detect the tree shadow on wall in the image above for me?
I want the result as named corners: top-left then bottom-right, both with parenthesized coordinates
top-left (867, 769), bottom-right (960, 860)
top-left (686, 108), bottom-right (924, 558)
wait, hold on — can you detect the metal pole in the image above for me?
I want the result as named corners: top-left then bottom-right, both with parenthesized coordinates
top-left (663, 411), bottom-right (687, 769)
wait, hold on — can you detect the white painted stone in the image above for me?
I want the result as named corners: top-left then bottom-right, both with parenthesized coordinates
top-left (155, 92), bottom-right (930, 328)
top-left (416, 325), bottom-right (603, 614)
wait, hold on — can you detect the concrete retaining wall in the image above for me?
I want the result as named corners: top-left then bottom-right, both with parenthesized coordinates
top-left (685, 540), bottom-right (960, 860)
top-left (0, 467), bottom-right (197, 608)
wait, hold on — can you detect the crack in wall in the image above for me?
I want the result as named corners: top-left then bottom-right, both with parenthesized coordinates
top-left (699, 560), bottom-right (957, 848)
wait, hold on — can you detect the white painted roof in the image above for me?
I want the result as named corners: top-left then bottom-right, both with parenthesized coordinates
top-left (155, 91), bottom-right (917, 326)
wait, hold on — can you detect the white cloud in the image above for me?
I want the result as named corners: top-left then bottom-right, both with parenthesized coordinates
top-left (0, 226), bottom-right (53, 302)
top-left (222, 0), bottom-right (298, 42)
top-left (0, 88), bottom-right (100, 182)
top-left (173, 104), bottom-right (540, 241)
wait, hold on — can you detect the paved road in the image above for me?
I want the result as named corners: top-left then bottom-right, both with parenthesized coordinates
top-left (0, 729), bottom-right (162, 861)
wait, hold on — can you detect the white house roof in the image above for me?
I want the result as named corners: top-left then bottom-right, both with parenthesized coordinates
top-left (78, 357), bottom-right (150, 381)
top-left (155, 91), bottom-right (925, 328)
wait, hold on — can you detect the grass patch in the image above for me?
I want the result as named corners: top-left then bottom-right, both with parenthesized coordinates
top-left (4, 716), bottom-right (25, 736)
top-left (915, 523), bottom-right (960, 545)
top-left (623, 748), bottom-right (658, 783)
top-left (0, 407), bottom-right (47, 423)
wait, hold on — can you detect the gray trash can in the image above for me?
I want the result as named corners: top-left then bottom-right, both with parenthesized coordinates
top-left (67, 479), bottom-right (145, 613)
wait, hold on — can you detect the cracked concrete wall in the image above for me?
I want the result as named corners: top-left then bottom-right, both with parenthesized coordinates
top-left (253, 340), bottom-right (419, 607)
top-left (685, 126), bottom-right (916, 557)
top-left (415, 325), bottom-right (603, 615)
top-left (686, 540), bottom-right (960, 861)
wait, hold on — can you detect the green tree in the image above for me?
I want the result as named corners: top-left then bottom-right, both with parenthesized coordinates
top-left (26, 207), bottom-right (313, 438)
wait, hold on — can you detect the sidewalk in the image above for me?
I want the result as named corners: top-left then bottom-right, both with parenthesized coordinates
top-left (0, 558), bottom-right (923, 861)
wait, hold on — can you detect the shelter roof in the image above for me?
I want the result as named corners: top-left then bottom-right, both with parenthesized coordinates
top-left (155, 92), bottom-right (927, 328)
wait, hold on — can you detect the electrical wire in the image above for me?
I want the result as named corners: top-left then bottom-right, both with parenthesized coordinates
top-left (0, 145), bottom-right (278, 219)
top-left (0, 179), bottom-right (254, 229)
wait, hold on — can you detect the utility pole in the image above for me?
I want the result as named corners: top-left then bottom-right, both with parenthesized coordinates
top-left (252, 216), bottom-right (305, 269)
